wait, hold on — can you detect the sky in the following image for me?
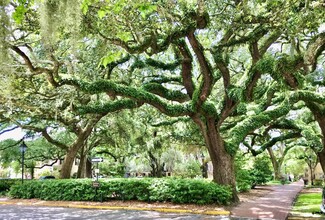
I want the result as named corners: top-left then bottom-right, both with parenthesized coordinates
top-left (0, 127), bottom-right (25, 141)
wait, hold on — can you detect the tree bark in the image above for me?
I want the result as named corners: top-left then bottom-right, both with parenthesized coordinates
top-left (195, 117), bottom-right (239, 203)
top-left (313, 116), bottom-right (325, 173)
top-left (201, 161), bottom-right (208, 178)
top-left (149, 151), bottom-right (164, 177)
top-left (77, 145), bottom-right (85, 178)
top-left (60, 146), bottom-right (79, 179)
top-left (30, 167), bottom-right (35, 179)
top-left (85, 158), bottom-right (92, 178)
top-left (267, 148), bottom-right (282, 180)
top-left (60, 117), bottom-right (102, 179)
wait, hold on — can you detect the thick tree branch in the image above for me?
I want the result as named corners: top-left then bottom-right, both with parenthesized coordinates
top-left (304, 32), bottom-right (325, 71)
top-left (10, 45), bottom-right (60, 87)
top-left (142, 83), bottom-right (190, 103)
top-left (62, 79), bottom-right (193, 117)
top-left (33, 159), bottom-right (59, 169)
top-left (41, 129), bottom-right (69, 150)
top-left (78, 99), bottom-right (141, 115)
top-left (177, 40), bottom-right (195, 98)
top-left (187, 32), bottom-right (214, 110)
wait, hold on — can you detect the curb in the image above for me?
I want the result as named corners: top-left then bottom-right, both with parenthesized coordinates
top-left (0, 201), bottom-right (230, 216)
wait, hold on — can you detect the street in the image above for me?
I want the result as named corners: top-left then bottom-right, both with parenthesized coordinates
top-left (0, 204), bottom-right (236, 220)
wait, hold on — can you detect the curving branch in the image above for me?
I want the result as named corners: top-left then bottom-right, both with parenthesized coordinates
top-left (41, 129), bottom-right (69, 150)
top-left (304, 32), bottom-right (325, 71)
top-left (187, 32), bottom-right (214, 110)
top-left (102, 54), bottom-right (131, 79)
top-left (145, 57), bottom-right (181, 71)
top-left (32, 159), bottom-right (59, 169)
top-left (228, 98), bottom-right (293, 149)
top-left (10, 45), bottom-right (46, 75)
top-left (151, 117), bottom-right (191, 127)
top-left (10, 45), bottom-right (60, 87)
top-left (177, 40), bottom-right (195, 98)
top-left (142, 83), bottom-right (190, 103)
top-left (78, 99), bottom-right (140, 115)
top-left (62, 79), bottom-right (192, 117)
top-left (0, 125), bottom-right (19, 136)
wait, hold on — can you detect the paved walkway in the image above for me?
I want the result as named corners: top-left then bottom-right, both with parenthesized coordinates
top-left (231, 180), bottom-right (304, 220)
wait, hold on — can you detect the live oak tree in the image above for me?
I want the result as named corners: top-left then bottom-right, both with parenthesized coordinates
top-left (1, 0), bottom-right (325, 202)
top-left (0, 0), bottom-right (111, 178)
top-left (244, 107), bottom-right (323, 180)
top-left (0, 94), bottom-right (105, 179)
top-left (71, 0), bottom-right (325, 201)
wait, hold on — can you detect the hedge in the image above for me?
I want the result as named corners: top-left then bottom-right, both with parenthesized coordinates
top-left (0, 179), bottom-right (21, 195)
top-left (9, 178), bottom-right (232, 205)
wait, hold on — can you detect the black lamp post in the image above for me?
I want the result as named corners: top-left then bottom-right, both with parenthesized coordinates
top-left (19, 141), bottom-right (28, 184)
top-left (308, 156), bottom-right (314, 185)
top-left (200, 153), bottom-right (207, 178)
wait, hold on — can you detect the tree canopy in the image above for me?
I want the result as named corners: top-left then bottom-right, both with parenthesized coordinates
top-left (0, 0), bottom-right (325, 203)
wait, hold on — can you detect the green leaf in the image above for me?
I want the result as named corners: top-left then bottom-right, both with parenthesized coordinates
top-left (98, 10), bottom-right (106, 19)
top-left (99, 51), bottom-right (123, 67)
top-left (138, 4), bottom-right (157, 18)
top-left (81, 0), bottom-right (92, 15)
top-left (12, 5), bottom-right (27, 24)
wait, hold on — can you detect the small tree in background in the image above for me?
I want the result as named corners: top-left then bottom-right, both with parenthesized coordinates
top-left (250, 156), bottom-right (273, 187)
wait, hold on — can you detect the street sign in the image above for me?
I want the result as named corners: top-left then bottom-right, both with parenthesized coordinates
top-left (92, 181), bottom-right (100, 188)
top-left (91, 157), bottom-right (104, 163)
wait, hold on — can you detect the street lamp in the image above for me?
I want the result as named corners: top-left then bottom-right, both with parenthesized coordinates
top-left (308, 156), bottom-right (314, 185)
top-left (19, 141), bottom-right (28, 184)
top-left (200, 153), bottom-right (206, 178)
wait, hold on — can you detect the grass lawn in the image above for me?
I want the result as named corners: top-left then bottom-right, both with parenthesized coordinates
top-left (266, 180), bottom-right (290, 185)
top-left (293, 193), bottom-right (322, 213)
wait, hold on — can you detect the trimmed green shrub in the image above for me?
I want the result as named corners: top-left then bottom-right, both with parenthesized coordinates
top-left (0, 179), bottom-right (21, 196)
top-left (236, 168), bottom-right (254, 192)
top-left (313, 179), bottom-right (323, 187)
top-left (250, 156), bottom-right (273, 186)
top-left (9, 178), bottom-right (232, 205)
top-left (235, 155), bottom-right (255, 192)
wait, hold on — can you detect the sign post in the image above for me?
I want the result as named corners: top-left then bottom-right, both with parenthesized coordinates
top-left (91, 157), bottom-right (104, 202)
top-left (91, 157), bottom-right (104, 163)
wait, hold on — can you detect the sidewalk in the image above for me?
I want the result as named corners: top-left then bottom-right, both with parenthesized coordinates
top-left (0, 198), bottom-right (230, 217)
top-left (231, 180), bottom-right (304, 220)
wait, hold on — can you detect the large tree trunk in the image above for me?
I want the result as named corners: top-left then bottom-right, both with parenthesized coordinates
top-left (77, 145), bottom-right (86, 178)
top-left (316, 116), bottom-right (325, 173)
top-left (314, 116), bottom-right (325, 173)
top-left (196, 117), bottom-right (239, 203)
top-left (149, 151), bottom-right (163, 177)
top-left (60, 146), bottom-right (79, 179)
top-left (85, 158), bottom-right (92, 178)
top-left (267, 148), bottom-right (282, 180)
top-left (30, 166), bottom-right (35, 179)
top-left (60, 117), bottom-right (102, 179)
top-left (208, 138), bottom-right (238, 202)
top-left (201, 161), bottom-right (208, 178)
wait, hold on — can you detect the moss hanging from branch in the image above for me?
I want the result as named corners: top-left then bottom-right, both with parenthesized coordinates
top-left (39, 0), bottom-right (82, 48)
top-left (0, 1), bottom-right (9, 66)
